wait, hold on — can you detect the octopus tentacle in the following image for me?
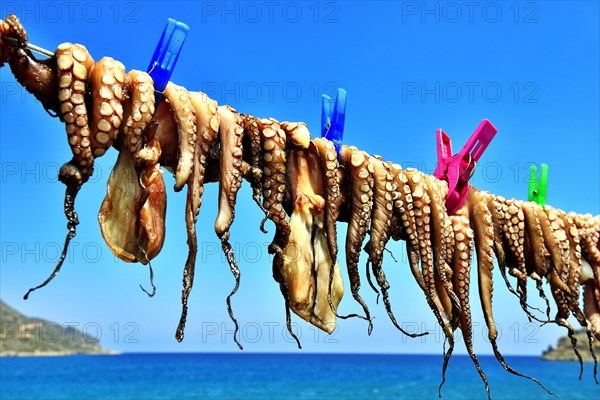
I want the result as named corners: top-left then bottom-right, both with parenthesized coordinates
top-left (369, 158), bottom-right (426, 337)
top-left (55, 42), bottom-right (95, 181)
top-left (339, 147), bottom-right (378, 323)
top-left (23, 184), bottom-right (79, 300)
top-left (122, 70), bottom-right (155, 154)
top-left (389, 167), bottom-right (454, 342)
top-left (341, 148), bottom-right (421, 337)
top-left (501, 199), bottom-right (546, 321)
top-left (540, 206), bottom-right (585, 376)
top-left (576, 214), bottom-right (600, 291)
top-left (450, 205), bottom-right (490, 400)
top-left (24, 43), bottom-right (94, 298)
top-left (485, 194), bottom-right (528, 309)
top-left (313, 139), bottom-right (369, 324)
top-left (556, 209), bottom-right (598, 382)
top-left (215, 105), bottom-right (245, 350)
top-left (256, 118), bottom-right (301, 347)
top-left (583, 283), bottom-right (600, 341)
top-left (469, 189), bottom-right (554, 395)
top-left (176, 92), bottom-right (219, 342)
top-left (241, 115), bottom-right (268, 227)
top-left (257, 118), bottom-right (290, 251)
top-left (405, 169), bottom-right (461, 328)
top-left (162, 82), bottom-right (197, 191)
top-left (522, 201), bottom-right (553, 319)
top-left (403, 172), bottom-right (457, 393)
top-left (88, 57), bottom-right (125, 157)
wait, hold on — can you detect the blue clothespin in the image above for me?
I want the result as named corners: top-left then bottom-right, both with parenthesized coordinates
top-left (528, 163), bottom-right (548, 208)
top-left (321, 88), bottom-right (347, 157)
top-left (148, 18), bottom-right (190, 103)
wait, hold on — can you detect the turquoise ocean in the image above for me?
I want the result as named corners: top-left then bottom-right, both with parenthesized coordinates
top-left (0, 353), bottom-right (598, 400)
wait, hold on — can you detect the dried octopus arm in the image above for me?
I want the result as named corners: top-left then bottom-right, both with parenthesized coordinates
top-left (548, 274), bottom-right (585, 377)
top-left (368, 158), bottom-right (427, 337)
top-left (257, 118), bottom-right (289, 249)
top-left (468, 189), bottom-right (497, 341)
top-left (536, 207), bottom-right (571, 293)
top-left (484, 194), bottom-right (527, 307)
top-left (421, 174), bottom-right (452, 305)
top-left (414, 172), bottom-right (461, 327)
top-left (23, 42), bottom-right (95, 299)
top-left (405, 173), bottom-right (461, 395)
top-left (499, 198), bottom-right (540, 321)
top-left (176, 92), bottom-right (219, 342)
top-left (450, 204), bottom-right (490, 399)
top-left (422, 174), bottom-right (459, 323)
top-left (522, 201), bottom-right (552, 318)
top-left (576, 214), bottom-right (600, 292)
top-left (241, 115), bottom-right (266, 219)
top-left (584, 283), bottom-right (600, 340)
top-left (338, 146), bottom-right (379, 328)
top-left (162, 82), bottom-right (197, 191)
top-left (88, 57), bottom-right (125, 157)
top-left (391, 168), bottom-right (454, 336)
top-left (468, 188), bottom-right (553, 394)
top-left (312, 138), bottom-right (363, 322)
top-left (404, 168), bottom-right (460, 328)
top-left (280, 121), bottom-right (311, 149)
top-left (56, 42), bottom-right (95, 181)
top-left (557, 210), bottom-right (598, 381)
top-left (215, 105), bottom-right (245, 349)
top-left (122, 70), bottom-right (155, 154)
top-left (540, 207), bottom-right (585, 377)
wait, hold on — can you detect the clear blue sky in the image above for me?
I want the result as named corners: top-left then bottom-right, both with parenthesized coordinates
top-left (1, 1), bottom-right (598, 356)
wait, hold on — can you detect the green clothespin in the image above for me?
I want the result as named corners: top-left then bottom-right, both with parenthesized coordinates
top-left (528, 163), bottom-right (548, 208)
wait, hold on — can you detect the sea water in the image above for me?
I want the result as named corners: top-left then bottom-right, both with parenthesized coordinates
top-left (0, 353), bottom-right (598, 399)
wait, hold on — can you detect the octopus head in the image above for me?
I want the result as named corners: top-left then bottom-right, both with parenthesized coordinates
top-left (281, 147), bottom-right (344, 334)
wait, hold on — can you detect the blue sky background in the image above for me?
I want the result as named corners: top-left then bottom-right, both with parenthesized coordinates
top-left (0, 1), bottom-right (598, 357)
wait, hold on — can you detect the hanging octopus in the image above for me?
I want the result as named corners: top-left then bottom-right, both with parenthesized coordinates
top-left (2, 14), bottom-right (599, 399)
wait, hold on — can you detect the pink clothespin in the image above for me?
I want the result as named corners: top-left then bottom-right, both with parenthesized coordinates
top-left (433, 119), bottom-right (498, 215)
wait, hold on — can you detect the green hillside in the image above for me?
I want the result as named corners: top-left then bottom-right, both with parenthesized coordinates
top-left (0, 300), bottom-right (114, 356)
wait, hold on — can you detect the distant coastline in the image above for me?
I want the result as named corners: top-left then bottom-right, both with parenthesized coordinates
top-left (0, 300), bottom-right (115, 357)
top-left (1, 350), bottom-right (120, 357)
top-left (541, 330), bottom-right (600, 362)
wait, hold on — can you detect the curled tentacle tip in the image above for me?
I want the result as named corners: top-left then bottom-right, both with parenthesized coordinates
top-left (259, 216), bottom-right (269, 234)
top-left (139, 284), bottom-right (156, 298)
